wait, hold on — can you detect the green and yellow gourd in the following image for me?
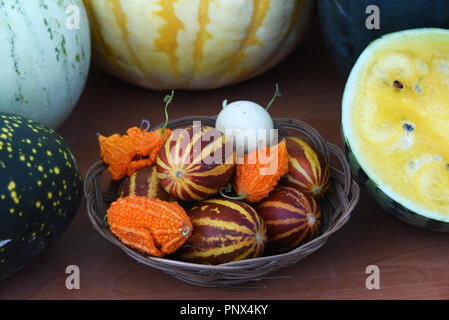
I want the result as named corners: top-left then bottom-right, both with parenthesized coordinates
top-left (0, 113), bottom-right (83, 281)
top-left (342, 28), bottom-right (449, 231)
top-left (0, 0), bottom-right (91, 129)
top-left (82, 0), bottom-right (313, 90)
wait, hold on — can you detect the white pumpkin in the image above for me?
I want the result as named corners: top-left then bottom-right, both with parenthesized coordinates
top-left (0, 0), bottom-right (91, 129)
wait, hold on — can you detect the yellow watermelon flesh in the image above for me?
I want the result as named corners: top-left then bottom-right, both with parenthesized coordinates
top-left (342, 28), bottom-right (449, 226)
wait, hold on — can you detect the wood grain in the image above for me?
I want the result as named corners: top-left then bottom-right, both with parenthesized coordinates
top-left (1, 14), bottom-right (448, 300)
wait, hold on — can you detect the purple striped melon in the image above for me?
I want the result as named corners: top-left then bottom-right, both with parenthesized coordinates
top-left (257, 186), bottom-right (321, 251)
top-left (119, 166), bottom-right (171, 201)
top-left (178, 199), bottom-right (267, 265)
top-left (156, 125), bottom-right (235, 201)
top-left (282, 136), bottom-right (330, 199)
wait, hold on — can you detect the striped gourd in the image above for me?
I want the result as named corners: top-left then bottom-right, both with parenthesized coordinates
top-left (178, 198), bottom-right (267, 265)
top-left (82, 0), bottom-right (313, 90)
top-left (156, 125), bottom-right (235, 201)
top-left (0, 0), bottom-right (91, 129)
top-left (119, 166), bottom-right (171, 201)
top-left (257, 186), bottom-right (321, 251)
top-left (282, 136), bottom-right (330, 198)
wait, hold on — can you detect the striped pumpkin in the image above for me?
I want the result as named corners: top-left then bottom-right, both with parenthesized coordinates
top-left (119, 166), bottom-right (171, 201)
top-left (0, 0), bottom-right (91, 129)
top-left (82, 0), bottom-right (313, 90)
top-left (178, 198), bottom-right (267, 265)
top-left (257, 186), bottom-right (321, 251)
top-left (156, 125), bottom-right (235, 201)
top-left (282, 136), bottom-right (330, 198)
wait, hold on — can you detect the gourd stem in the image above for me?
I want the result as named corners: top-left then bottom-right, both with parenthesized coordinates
top-left (266, 83), bottom-right (282, 111)
top-left (140, 119), bottom-right (151, 131)
top-left (103, 214), bottom-right (108, 227)
top-left (161, 90), bottom-right (175, 135)
top-left (219, 187), bottom-right (246, 201)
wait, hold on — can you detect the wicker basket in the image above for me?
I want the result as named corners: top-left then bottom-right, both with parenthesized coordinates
top-left (84, 116), bottom-right (360, 289)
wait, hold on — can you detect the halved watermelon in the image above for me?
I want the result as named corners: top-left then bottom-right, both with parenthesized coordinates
top-left (342, 28), bottom-right (449, 231)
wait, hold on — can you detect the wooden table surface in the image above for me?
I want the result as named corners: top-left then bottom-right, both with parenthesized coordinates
top-left (1, 16), bottom-right (449, 300)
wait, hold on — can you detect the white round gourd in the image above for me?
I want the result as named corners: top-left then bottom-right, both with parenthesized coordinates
top-left (215, 100), bottom-right (276, 155)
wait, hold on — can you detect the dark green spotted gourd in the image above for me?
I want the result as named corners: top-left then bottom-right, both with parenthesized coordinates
top-left (0, 113), bottom-right (83, 281)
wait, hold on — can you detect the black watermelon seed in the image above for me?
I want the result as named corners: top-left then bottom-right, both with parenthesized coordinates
top-left (403, 122), bottom-right (414, 132)
top-left (393, 80), bottom-right (404, 89)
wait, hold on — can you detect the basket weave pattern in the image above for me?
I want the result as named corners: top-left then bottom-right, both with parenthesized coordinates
top-left (84, 116), bottom-right (360, 288)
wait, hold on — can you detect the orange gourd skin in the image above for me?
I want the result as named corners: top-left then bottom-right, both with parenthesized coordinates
top-left (233, 140), bottom-right (289, 203)
top-left (99, 127), bottom-right (172, 180)
top-left (107, 196), bottom-right (192, 257)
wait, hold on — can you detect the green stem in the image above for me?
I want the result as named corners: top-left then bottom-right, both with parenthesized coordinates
top-left (266, 83), bottom-right (282, 111)
top-left (219, 186), bottom-right (247, 201)
top-left (103, 213), bottom-right (108, 227)
top-left (161, 90), bottom-right (175, 135)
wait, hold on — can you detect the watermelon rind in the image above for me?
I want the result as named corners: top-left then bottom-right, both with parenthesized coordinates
top-left (341, 28), bottom-right (449, 231)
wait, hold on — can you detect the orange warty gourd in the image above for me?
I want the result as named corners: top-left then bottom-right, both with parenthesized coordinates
top-left (82, 0), bottom-right (313, 90)
top-left (99, 127), bottom-right (172, 180)
top-left (233, 140), bottom-right (289, 203)
top-left (107, 196), bottom-right (192, 257)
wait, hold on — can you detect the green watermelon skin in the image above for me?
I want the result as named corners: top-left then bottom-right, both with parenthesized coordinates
top-left (343, 137), bottom-right (449, 232)
top-left (0, 113), bottom-right (83, 281)
top-left (319, 0), bottom-right (449, 75)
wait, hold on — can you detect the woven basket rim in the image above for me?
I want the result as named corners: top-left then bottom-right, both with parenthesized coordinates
top-left (84, 116), bottom-right (360, 286)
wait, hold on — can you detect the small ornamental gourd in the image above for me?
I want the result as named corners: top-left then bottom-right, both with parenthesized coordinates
top-left (156, 124), bottom-right (235, 201)
top-left (215, 84), bottom-right (281, 154)
top-left (282, 136), bottom-right (330, 199)
top-left (98, 92), bottom-right (174, 180)
top-left (99, 126), bottom-right (172, 180)
top-left (231, 140), bottom-right (289, 203)
top-left (178, 198), bottom-right (267, 265)
top-left (257, 187), bottom-right (321, 251)
top-left (119, 166), bottom-right (171, 201)
top-left (107, 196), bottom-right (192, 257)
